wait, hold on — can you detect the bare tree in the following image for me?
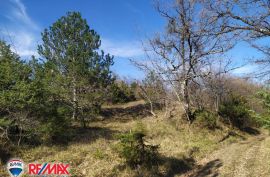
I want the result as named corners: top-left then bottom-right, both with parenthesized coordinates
top-left (134, 0), bottom-right (234, 123)
top-left (138, 71), bottom-right (166, 117)
top-left (202, 58), bottom-right (240, 112)
top-left (207, 0), bottom-right (270, 79)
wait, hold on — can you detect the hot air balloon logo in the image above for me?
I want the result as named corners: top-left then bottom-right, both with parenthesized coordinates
top-left (7, 159), bottom-right (24, 177)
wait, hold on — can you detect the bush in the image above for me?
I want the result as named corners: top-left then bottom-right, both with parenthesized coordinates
top-left (115, 123), bottom-right (159, 168)
top-left (219, 94), bottom-right (252, 129)
top-left (194, 110), bottom-right (217, 129)
top-left (255, 91), bottom-right (270, 130)
top-left (39, 104), bottom-right (71, 144)
top-left (79, 103), bottom-right (101, 127)
top-left (109, 81), bottom-right (137, 104)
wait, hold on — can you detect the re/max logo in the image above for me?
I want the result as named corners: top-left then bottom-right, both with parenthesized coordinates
top-left (28, 163), bottom-right (70, 175)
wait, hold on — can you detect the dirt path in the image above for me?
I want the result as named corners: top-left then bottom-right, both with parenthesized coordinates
top-left (184, 134), bottom-right (270, 177)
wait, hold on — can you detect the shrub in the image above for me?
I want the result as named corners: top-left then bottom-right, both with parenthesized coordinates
top-left (115, 122), bottom-right (159, 168)
top-left (255, 91), bottom-right (270, 130)
top-left (193, 110), bottom-right (217, 129)
top-left (79, 103), bottom-right (101, 127)
top-left (259, 116), bottom-right (270, 130)
top-left (219, 94), bottom-right (252, 129)
top-left (39, 104), bottom-right (71, 144)
top-left (93, 149), bottom-right (107, 160)
top-left (109, 81), bottom-right (137, 104)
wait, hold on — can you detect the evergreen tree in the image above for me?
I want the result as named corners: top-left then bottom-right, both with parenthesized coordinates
top-left (0, 40), bottom-right (34, 145)
top-left (38, 12), bottom-right (114, 127)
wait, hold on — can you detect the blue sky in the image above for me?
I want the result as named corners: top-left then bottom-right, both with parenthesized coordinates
top-left (0, 0), bottom-right (262, 79)
top-left (0, 0), bottom-right (166, 79)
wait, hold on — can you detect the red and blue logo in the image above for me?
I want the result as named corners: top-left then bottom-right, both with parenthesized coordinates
top-left (7, 158), bottom-right (70, 176)
top-left (7, 159), bottom-right (24, 177)
top-left (28, 162), bottom-right (70, 175)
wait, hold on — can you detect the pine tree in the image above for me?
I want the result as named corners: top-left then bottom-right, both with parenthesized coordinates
top-left (38, 12), bottom-right (113, 127)
top-left (0, 40), bottom-right (34, 145)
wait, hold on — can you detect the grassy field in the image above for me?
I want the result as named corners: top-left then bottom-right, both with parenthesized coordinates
top-left (0, 101), bottom-right (259, 177)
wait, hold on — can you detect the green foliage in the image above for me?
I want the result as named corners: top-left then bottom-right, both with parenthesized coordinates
top-left (194, 110), bottom-right (217, 129)
top-left (0, 40), bottom-right (72, 145)
top-left (93, 149), bottom-right (107, 160)
top-left (0, 117), bottom-right (12, 127)
top-left (39, 105), bottom-right (72, 144)
top-left (0, 41), bottom-right (32, 111)
top-left (115, 122), bottom-right (159, 168)
top-left (0, 11), bottom-right (115, 145)
top-left (255, 91), bottom-right (270, 130)
top-left (141, 71), bottom-right (165, 106)
top-left (116, 132), bottom-right (159, 168)
top-left (219, 94), bottom-right (253, 129)
top-left (258, 91), bottom-right (270, 108)
top-left (109, 81), bottom-right (137, 104)
top-left (0, 40), bottom-right (37, 145)
top-left (38, 11), bottom-right (114, 126)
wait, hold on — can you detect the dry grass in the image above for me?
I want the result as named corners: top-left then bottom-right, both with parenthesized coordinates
top-left (0, 101), bottom-right (251, 177)
top-left (102, 100), bottom-right (146, 109)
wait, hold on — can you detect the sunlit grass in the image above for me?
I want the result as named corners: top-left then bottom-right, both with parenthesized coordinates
top-left (0, 103), bottom-right (249, 177)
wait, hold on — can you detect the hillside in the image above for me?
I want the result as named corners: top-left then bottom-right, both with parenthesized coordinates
top-left (3, 1), bottom-right (270, 177)
top-left (1, 101), bottom-right (265, 177)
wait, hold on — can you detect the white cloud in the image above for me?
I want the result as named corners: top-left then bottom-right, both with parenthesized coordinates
top-left (101, 39), bottom-right (144, 58)
top-left (12, 31), bottom-right (38, 57)
top-left (8, 0), bottom-right (39, 30)
top-left (1, 1), bottom-right (144, 59)
top-left (1, 29), bottom-right (38, 58)
top-left (0, 0), bottom-right (39, 58)
top-left (231, 64), bottom-right (257, 75)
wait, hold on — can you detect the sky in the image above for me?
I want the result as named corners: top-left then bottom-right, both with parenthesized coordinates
top-left (0, 0), bottom-right (263, 79)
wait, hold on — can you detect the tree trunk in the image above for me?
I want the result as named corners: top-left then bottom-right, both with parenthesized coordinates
top-left (72, 76), bottom-right (78, 120)
top-left (149, 100), bottom-right (156, 117)
top-left (139, 86), bottom-right (156, 117)
top-left (180, 25), bottom-right (192, 123)
top-left (184, 79), bottom-right (191, 122)
top-left (215, 95), bottom-right (219, 112)
top-left (17, 125), bottom-right (22, 146)
top-left (180, 79), bottom-right (192, 123)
